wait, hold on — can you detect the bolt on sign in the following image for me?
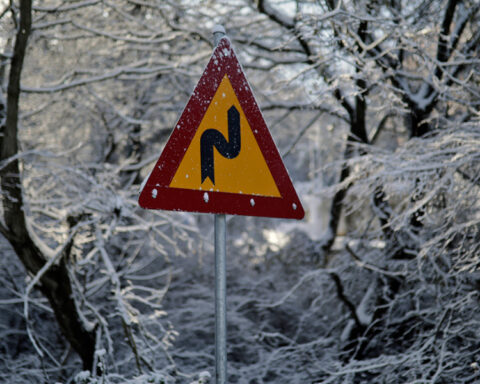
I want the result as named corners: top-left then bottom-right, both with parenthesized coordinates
top-left (139, 37), bottom-right (304, 220)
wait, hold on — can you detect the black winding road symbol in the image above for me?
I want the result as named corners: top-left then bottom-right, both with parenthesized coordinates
top-left (200, 105), bottom-right (241, 184)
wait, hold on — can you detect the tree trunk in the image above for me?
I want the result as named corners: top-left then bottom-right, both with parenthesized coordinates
top-left (0, 0), bottom-right (96, 371)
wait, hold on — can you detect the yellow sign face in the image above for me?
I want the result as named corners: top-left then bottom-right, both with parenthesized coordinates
top-left (170, 74), bottom-right (281, 197)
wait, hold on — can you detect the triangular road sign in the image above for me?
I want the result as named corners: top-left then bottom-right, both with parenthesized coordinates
top-left (139, 37), bottom-right (304, 219)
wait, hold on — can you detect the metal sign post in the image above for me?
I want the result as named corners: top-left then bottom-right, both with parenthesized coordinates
top-left (214, 213), bottom-right (227, 384)
top-left (139, 24), bottom-right (304, 384)
top-left (213, 24), bottom-right (228, 384)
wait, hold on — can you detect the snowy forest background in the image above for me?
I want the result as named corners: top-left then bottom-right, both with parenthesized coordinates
top-left (1, 0), bottom-right (480, 383)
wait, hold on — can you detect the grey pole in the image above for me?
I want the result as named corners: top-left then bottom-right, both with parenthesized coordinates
top-left (213, 25), bottom-right (227, 384)
top-left (213, 24), bottom-right (226, 46)
top-left (214, 213), bottom-right (227, 384)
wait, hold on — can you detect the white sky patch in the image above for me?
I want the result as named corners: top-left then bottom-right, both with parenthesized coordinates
top-left (263, 229), bottom-right (289, 251)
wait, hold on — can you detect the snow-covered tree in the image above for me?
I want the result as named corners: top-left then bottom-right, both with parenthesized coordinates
top-left (1, 0), bottom-right (479, 383)
top-left (1, 0), bottom-right (207, 380)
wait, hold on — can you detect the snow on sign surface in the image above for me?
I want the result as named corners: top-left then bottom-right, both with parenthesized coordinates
top-left (138, 37), bottom-right (304, 219)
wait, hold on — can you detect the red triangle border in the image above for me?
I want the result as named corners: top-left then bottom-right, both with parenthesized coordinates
top-left (139, 38), bottom-right (304, 220)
